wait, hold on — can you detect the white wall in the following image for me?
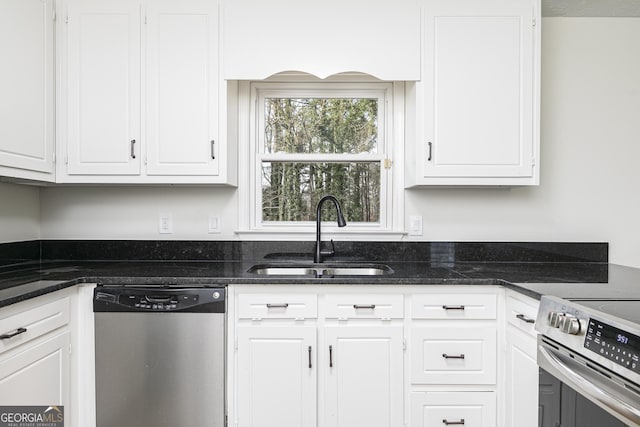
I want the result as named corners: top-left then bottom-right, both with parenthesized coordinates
top-left (38, 18), bottom-right (640, 267)
top-left (0, 182), bottom-right (40, 243)
top-left (406, 18), bottom-right (640, 267)
top-left (40, 186), bottom-right (238, 240)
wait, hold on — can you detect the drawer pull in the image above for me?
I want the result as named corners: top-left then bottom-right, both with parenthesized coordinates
top-left (442, 305), bottom-right (465, 311)
top-left (0, 327), bottom-right (27, 340)
top-left (308, 346), bottom-right (312, 369)
top-left (353, 304), bottom-right (376, 310)
top-left (442, 353), bottom-right (465, 360)
top-left (516, 313), bottom-right (535, 324)
top-left (442, 419), bottom-right (465, 425)
top-left (266, 303), bottom-right (289, 309)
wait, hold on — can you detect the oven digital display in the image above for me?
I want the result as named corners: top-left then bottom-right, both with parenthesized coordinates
top-left (584, 318), bottom-right (640, 372)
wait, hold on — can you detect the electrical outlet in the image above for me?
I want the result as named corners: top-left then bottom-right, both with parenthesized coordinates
top-left (208, 214), bottom-right (221, 234)
top-left (409, 215), bottom-right (423, 236)
top-left (159, 213), bottom-right (173, 234)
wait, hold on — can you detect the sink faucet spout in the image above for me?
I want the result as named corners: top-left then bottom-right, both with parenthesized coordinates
top-left (315, 195), bottom-right (347, 263)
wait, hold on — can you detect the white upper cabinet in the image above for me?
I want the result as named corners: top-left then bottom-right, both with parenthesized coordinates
top-left (0, 0), bottom-right (55, 181)
top-left (65, 0), bottom-right (141, 176)
top-left (59, 0), bottom-right (237, 184)
top-left (146, 0), bottom-right (221, 176)
top-left (222, 0), bottom-right (421, 80)
top-left (406, 0), bottom-right (540, 186)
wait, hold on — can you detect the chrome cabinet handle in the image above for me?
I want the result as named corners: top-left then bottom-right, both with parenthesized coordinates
top-left (516, 313), bottom-right (535, 324)
top-left (211, 140), bottom-right (215, 159)
top-left (353, 304), bottom-right (375, 310)
top-left (427, 141), bottom-right (433, 161)
top-left (0, 327), bottom-right (27, 340)
top-left (266, 303), bottom-right (288, 309)
top-left (442, 353), bottom-right (465, 359)
top-left (329, 345), bottom-right (333, 367)
top-left (442, 419), bottom-right (465, 425)
top-left (308, 346), bottom-right (312, 369)
top-left (130, 139), bottom-right (136, 159)
top-left (442, 305), bottom-right (465, 311)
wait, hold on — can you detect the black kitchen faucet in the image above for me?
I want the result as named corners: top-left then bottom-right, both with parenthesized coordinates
top-left (314, 195), bottom-right (347, 263)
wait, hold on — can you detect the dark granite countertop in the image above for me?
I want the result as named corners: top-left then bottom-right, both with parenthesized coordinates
top-left (0, 240), bottom-right (634, 308)
top-left (0, 258), bottom-right (631, 308)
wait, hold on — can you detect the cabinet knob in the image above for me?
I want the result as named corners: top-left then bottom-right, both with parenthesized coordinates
top-left (130, 139), bottom-right (136, 159)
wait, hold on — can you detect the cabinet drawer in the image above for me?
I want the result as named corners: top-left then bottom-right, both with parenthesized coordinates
top-left (0, 297), bottom-right (70, 355)
top-left (506, 294), bottom-right (539, 336)
top-left (238, 293), bottom-right (317, 319)
top-left (411, 392), bottom-right (496, 427)
top-left (324, 294), bottom-right (403, 319)
top-left (411, 294), bottom-right (497, 319)
top-left (411, 327), bottom-right (496, 384)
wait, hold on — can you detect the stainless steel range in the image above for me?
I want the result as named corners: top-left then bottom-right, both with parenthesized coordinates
top-left (536, 296), bottom-right (640, 426)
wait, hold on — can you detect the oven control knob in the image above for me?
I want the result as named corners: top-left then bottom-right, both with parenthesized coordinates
top-left (559, 315), bottom-right (581, 335)
top-left (548, 311), bottom-right (563, 328)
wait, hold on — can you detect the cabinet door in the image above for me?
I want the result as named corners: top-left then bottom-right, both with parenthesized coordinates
top-left (236, 326), bottom-right (316, 427)
top-left (0, 332), bottom-right (70, 405)
top-left (324, 325), bottom-right (403, 427)
top-left (419, 0), bottom-right (537, 181)
top-left (65, 0), bottom-right (141, 175)
top-left (505, 326), bottom-right (538, 427)
top-left (0, 0), bottom-right (54, 177)
top-left (146, 0), bottom-right (220, 176)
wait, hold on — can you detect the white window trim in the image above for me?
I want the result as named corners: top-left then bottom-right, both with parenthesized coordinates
top-left (235, 79), bottom-right (406, 241)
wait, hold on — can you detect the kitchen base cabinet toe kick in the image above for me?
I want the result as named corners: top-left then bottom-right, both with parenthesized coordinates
top-left (227, 285), bottom-right (510, 427)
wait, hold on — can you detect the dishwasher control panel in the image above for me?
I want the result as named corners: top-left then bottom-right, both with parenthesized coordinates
top-left (94, 287), bottom-right (225, 313)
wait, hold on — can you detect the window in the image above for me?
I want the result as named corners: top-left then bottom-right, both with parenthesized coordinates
top-left (240, 80), bottom-right (404, 238)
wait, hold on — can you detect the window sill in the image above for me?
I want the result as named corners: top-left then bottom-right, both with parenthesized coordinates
top-left (234, 229), bottom-right (408, 241)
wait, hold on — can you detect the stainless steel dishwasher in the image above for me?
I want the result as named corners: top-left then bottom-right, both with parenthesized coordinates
top-left (93, 286), bottom-right (225, 427)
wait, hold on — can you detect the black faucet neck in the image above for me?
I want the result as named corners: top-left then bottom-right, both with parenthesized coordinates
top-left (315, 195), bottom-right (347, 263)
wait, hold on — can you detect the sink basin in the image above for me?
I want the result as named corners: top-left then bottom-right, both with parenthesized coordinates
top-left (247, 263), bottom-right (393, 277)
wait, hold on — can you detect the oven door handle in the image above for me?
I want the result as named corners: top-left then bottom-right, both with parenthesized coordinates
top-left (538, 344), bottom-right (640, 425)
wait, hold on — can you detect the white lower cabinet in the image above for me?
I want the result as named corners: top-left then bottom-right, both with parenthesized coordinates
top-left (0, 291), bottom-right (72, 413)
top-left (411, 391), bottom-right (496, 427)
top-left (0, 331), bottom-right (70, 404)
top-left (411, 327), bottom-right (497, 385)
top-left (232, 287), bottom-right (404, 427)
top-left (324, 326), bottom-right (403, 427)
top-left (504, 291), bottom-right (540, 427)
top-left (231, 285), bottom-right (525, 427)
top-left (236, 326), bottom-right (317, 427)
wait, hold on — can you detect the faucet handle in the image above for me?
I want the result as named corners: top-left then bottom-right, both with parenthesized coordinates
top-left (320, 239), bottom-right (336, 258)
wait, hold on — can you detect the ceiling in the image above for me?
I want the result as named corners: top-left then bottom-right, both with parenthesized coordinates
top-left (543, 0), bottom-right (640, 16)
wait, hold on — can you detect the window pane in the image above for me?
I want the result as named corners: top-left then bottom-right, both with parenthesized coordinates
top-left (262, 162), bottom-right (380, 223)
top-left (263, 98), bottom-right (378, 154)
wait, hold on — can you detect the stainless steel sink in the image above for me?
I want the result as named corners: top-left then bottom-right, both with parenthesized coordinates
top-left (247, 263), bottom-right (393, 277)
